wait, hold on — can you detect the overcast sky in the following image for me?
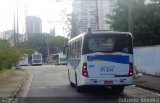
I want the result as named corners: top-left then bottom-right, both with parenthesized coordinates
top-left (0, 0), bottom-right (72, 36)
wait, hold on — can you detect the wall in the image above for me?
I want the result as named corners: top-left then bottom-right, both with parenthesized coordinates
top-left (134, 45), bottom-right (160, 76)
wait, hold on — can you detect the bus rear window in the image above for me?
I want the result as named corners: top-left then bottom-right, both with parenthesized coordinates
top-left (88, 38), bottom-right (115, 52)
top-left (33, 55), bottom-right (42, 59)
top-left (83, 34), bottom-right (133, 54)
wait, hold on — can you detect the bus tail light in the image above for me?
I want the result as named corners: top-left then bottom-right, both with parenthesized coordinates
top-left (128, 63), bottom-right (133, 76)
top-left (82, 63), bottom-right (88, 77)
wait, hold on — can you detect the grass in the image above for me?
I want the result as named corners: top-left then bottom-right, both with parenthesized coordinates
top-left (0, 68), bottom-right (11, 74)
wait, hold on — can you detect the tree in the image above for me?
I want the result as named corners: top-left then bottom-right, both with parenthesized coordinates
top-left (106, 0), bottom-right (160, 46)
top-left (66, 13), bottom-right (80, 39)
top-left (26, 33), bottom-right (68, 61)
top-left (106, 0), bottom-right (128, 32)
top-left (0, 40), bottom-right (20, 70)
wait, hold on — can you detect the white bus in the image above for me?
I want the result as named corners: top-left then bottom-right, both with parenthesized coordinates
top-left (52, 52), bottom-right (67, 65)
top-left (66, 31), bottom-right (134, 93)
top-left (31, 53), bottom-right (43, 65)
top-left (19, 54), bottom-right (29, 66)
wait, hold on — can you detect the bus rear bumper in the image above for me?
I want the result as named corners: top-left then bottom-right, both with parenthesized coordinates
top-left (78, 76), bottom-right (134, 86)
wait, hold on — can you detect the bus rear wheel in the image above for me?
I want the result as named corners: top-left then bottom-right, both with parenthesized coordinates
top-left (68, 70), bottom-right (75, 87)
top-left (76, 86), bottom-right (83, 92)
top-left (75, 73), bottom-right (83, 92)
top-left (111, 86), bottom-right (124, 93)
top-left (70, 82), bottom-right (75, 87)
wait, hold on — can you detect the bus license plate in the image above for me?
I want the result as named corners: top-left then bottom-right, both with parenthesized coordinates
top-left (104, 80), bottom-right (113, 85)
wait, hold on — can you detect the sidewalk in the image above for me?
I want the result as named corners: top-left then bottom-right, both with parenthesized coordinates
top-left (134, 74), bottom-right (160, 93)
top-left (0, 68), bottom-right (29, 98)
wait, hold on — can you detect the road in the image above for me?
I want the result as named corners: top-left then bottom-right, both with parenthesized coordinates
top-left (20, 65), bottom-right (160, 103)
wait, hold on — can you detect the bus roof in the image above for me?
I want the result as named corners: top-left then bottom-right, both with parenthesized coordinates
top-left (92, 31), bottom-right (132, 35)
top-left (68, 31), bottom-right (132, 44)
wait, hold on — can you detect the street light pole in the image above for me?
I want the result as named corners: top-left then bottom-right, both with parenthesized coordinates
top-left (47, 34), bottom-right (50, 64)
top-left (13, 12), bottom-right (16, 46)
top-left (63, 27), bottom-right (65, 46)
top-left (16, 0), bottom-right (19, 43)
top-left (95, 0), bottom-right (99, 30)
top-left (128, 0), bottom-right (133, 33)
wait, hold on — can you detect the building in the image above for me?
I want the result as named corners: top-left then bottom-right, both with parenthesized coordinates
top-left (3, 30), bottom-right (14, 40)
top-left (73, 0), bottom-right (97, 33)
top-left (26, 16), bottom-right (42, 35)
top-left (72, 0), bottom-right (118, 33)
top-left (0, 32), bottom-right (4, 39)
top-left (97, 0), bottom-right (110, 30)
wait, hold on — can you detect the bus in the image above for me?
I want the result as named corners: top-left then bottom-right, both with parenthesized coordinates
top-left (66, 31), bottom-right (134, 93)
top-left (31, 53), bottom-right (43, 65)
top-left (52, 52), bottom-right (67, 65)
top-left (18, 54), bottom-right (29, 66)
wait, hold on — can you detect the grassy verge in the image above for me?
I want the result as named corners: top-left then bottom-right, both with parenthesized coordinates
top-left (0, 67), bottom-right (14, 74)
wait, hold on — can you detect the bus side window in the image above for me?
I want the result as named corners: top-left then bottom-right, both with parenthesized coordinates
top-left (73, 43), bottom-right (76, 58)
top-left (71, 44), bottom-right (74, 58)
top-left (75, 42), bottom-right (77, 58)
top-left (77, 41), bottom-right (80, 58)
top-left (68, 45), bottom-right (71, 58)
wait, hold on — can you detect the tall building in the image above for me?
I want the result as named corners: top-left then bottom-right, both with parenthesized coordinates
top-left (73, 0), bottom-right (97, 33)
top-left (26, 16), bottom-right (42, 35)
top-left (97, 0), bottom-right (110, 30)
top-left (72, 0), bottom-right (118, 33)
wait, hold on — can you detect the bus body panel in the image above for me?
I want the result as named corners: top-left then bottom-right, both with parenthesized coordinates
top-left (75, 54), bottom-right (134, 86)
top-left (77, 75), bottom-right (134, 86)
top-left (85, 53), bottom-right (132, 78)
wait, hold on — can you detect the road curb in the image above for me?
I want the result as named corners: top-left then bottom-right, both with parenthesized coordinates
top-left (9, 69), bottom-right (30, 101)
top-left (135, 84), bottom-right (160, 94)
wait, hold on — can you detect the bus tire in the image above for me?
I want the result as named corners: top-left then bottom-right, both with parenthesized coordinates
top-left (111, 86), bottom-right (124, 93)
top-left (77, 86), bottom-right (83, 93)
top-left (70, 82), bottom-right (74, 87)
top-left (68, 70), bottom-right (74, 87)
top-left (118, 86), bottom-right (124, 93)
top-left (75, 72), bottom-right (83, 92)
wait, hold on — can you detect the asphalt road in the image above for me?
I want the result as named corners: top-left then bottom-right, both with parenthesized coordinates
top-left (21, 65), bottom-right (160, 103)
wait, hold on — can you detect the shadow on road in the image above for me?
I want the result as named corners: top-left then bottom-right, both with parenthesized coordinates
top-left (72, 86), bottom-right (126, 98)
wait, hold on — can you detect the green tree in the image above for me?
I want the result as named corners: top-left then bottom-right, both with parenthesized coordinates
top-left (106, 0), bottom-right (160, 46)
top-left (0, 40), bottom-right (20, 71)
top-left (26, 33), bottom-right (68, 61)
top-left (66, 13), bottom-right (80, 39)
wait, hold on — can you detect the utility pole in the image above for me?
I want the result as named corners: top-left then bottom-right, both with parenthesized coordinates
top-left (24, 2), bottom-right (28, 41)
top-left (14, 12), bottom-right (16, 46)
top-left (63, 27), bottom-right (65, 46)
top-left (16, 0), bottom-right (19, 44)
top-left (95, 0), bottom-right (99, 30)
top-left (47, 34), bottom-right (50, 64)
top-left (128, 0), bottom-right (133, 33)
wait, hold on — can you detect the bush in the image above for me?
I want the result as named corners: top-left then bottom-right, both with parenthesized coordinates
top-left (0, 40), bottom-right (20, 71)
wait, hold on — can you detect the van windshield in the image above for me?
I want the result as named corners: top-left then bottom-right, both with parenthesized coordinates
top-left (83, 34), bottom-right (133, 54)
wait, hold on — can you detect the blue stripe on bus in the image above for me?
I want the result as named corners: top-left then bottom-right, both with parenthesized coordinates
top-left (87, 55), bottom-right (129, 64)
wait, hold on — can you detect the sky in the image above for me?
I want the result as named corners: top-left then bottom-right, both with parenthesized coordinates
top-left (0, 0), bottom-right (72, 36)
